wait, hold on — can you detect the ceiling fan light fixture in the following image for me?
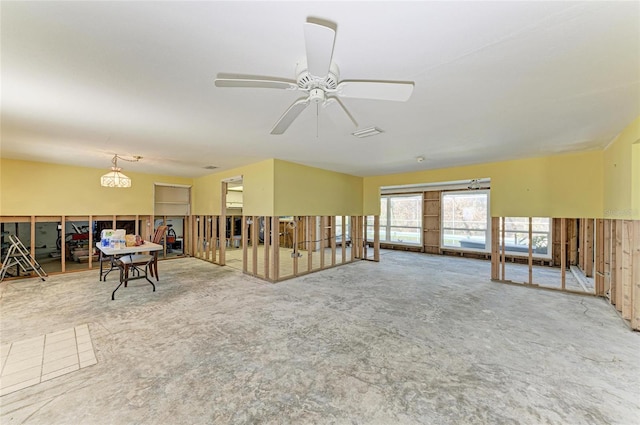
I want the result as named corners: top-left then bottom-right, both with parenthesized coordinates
top-left (352, 127), bottom-right (383, 138)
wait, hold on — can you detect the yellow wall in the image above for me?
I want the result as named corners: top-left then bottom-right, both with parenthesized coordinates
top-left (364, 151), bottom-right (603, 218)
top-left (603, 116), bottom-right (640, 219)
top-left (0, 159), bottom-right (192, 216)
top-left (272, 160), bottom-right (363, 216)
top-left (192, 159), bottom-right (275, 216)
top-left (5, 115), bottom-right (639, 220)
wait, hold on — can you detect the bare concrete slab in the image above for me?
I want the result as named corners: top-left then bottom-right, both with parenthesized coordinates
top-left (1, 251), bottom-right (638, 424)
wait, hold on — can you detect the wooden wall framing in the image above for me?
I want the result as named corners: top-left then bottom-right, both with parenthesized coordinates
top-left (601, 219), bottom-right (639, 330)
top-left (492, 217), bottom-right (640, 331)
top-left (237, 215), bottom-right (379, 283)
top-left (0, 214), bottom-right (158, 278)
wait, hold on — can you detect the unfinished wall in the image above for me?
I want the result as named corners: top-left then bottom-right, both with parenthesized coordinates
top-left (601, 220), bottom-right (640, 331)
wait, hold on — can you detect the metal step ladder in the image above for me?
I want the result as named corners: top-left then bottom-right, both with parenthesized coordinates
top-left (0, 235), bottom-right (48, 282)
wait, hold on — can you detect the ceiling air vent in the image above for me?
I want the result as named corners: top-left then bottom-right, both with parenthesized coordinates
top-left (352, 127), bottom-right (383, 138)
top-left (203, 165), bottom-right (218, 170)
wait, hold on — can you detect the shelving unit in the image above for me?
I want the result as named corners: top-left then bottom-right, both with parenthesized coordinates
top-left (423, 191), bottom-right (441, 254)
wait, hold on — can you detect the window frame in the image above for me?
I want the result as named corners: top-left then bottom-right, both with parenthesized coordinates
top-left (377, 193), bottom-right (423, 246)
top-left (440, 189), bottom-right (491, 253)
top-left (501, 217), bottom-right (553, 259)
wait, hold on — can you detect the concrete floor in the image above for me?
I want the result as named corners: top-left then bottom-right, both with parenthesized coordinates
top-left (1, 251), bottom-right (638, 424)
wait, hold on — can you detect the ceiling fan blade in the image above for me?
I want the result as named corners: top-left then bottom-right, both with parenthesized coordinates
top-left (304, 22), bottom-right (335, 77)
top-left (337, 81), bottom-right (414, 101)
top-left (271, 98), bottom-right (310, 135)
top-left (323, 97), bottom-right (357, 131)
top-left (215, 74), bottom-right (298, 90)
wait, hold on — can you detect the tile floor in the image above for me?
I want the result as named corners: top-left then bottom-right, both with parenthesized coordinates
top-left (0, 324), bottom-right (97, 396)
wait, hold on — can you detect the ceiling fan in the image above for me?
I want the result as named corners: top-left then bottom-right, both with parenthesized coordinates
top-left (214, 19), bottom-right (414, 135)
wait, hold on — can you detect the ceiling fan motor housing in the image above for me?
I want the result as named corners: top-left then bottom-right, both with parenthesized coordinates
top-left (296, 61), bottom-right (339, 91)
top-left (309, 88), bottom-right (325, 103)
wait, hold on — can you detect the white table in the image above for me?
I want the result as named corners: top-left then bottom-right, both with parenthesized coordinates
top-left (97, 242), bottom-right (163, 300)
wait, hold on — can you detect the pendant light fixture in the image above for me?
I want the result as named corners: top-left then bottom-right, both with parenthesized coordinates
top-left (100, 154), bottom-right (142, 188)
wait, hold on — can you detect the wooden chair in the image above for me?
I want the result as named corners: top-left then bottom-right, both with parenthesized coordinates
top-left (117, 225), bottom-right (168, 283)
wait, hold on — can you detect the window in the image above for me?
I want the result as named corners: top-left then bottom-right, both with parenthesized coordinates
top-left (441, 190), bottom-right (490, 251)
top-left (334, 216), bottom-right (350, 245)
top-left (378, 194), bottom-right (422, 245)
top-left (502, 217), bottom-right (551, 257)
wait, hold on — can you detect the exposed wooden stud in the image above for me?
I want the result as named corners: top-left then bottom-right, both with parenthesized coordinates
top-left (631, 220), bottom-right (640, 331)
top-left (490, 217), bottom-right (499, 280)
top-left (252, 216), bottom-right (258, 275)
top-left (501, 217), bottom-right (506, 281)
top-left (264, 217), bottom-right (270, 279)
top-left (603, 219), bottom-right (611, 299)
top-left (192, 216), bottom-right (198, 259)
top-left (551, 218), bottom-right (561, 266)
top-left (621, 220), bottom-right (632, 320)
top-left (181, 215), bottom-right (187, 257)
top-left (201, 215), bottom-right (210, 262)
top-left (528, 217), bottom-right (533, 284)
top-left (585, 219), bottom-right (594, 277)
top-left (614, 220), bottom-right (623, 311)
top-left (311, 216), bottom-right (317, 253)
top-left (320, 216), bottom-right (326, 269)
top-left (242, 216), bottom-right (248, 274)
top-left (60, 217), bottom-right (66, 273)
top-left (88, 215), bottom-right (94, 269)
top-left (185, 216), bottom-right (191, 257)
top-left (352, 216), bottom-right (358, 259)
top-left (341, 216), bottom-right (347, 264)
top-left (293, 217), bottom-right (299, 276)
top-left (358, 215), bottom-right (363, 259)
top-left (330, 216), bottom-right (336, 266)
top-left (363, 216), bottom-right (368, 260)
top-left (204, 216), bottom-right (209, 260)
top-left (220, 182), bottom-right (227, 266)
top-left (205, 215), bottom-right (211, 261)
top-left (30, 216), bottom-right (36, 265)
top-left (351, 216), bottom-right (357, 260)
top-left (595, 219), bottom-right (605, 296)
top-left (197, 216), bottom-right (201, 259)
top-left (271, 216), bottom-right (279, 281)
top-left (373, 215), bottom-right (380, 262)
top-left (203, 216), bottom-right (208, 261)
top-left (610, 220), bottom-right (617, 305)
top-left (211, 216), bottom-right (218, 263)
top-left (306, 216), bottom-right (313, 272)
top-left (578, 218), bottom-right (585, 272)
top-left (561, 218), bottom-right (566, 290)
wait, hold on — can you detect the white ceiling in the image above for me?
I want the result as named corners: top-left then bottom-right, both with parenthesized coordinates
top-left (2, 1), bottom-right (639, 178)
